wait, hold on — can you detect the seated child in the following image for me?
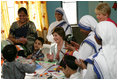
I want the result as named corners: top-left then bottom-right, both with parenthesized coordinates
top-left (59, 55), bottom-right (82, 79)
top-left (1, 44), bottom-right (36, 79)
top-left (27, 37), bottom-right (44, 61)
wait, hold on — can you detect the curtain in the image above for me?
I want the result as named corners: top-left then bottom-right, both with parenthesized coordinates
top-left (1, 1), bottom-right (10, 40)
top-left (1, 1), bottom-right (49, 42)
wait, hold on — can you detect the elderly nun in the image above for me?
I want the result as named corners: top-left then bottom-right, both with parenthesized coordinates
top-left (73, 15), bottom-right (101, 61)
top-left (80, 21), bottom-right (117, 79)
top-left (90, 21), bottom-right (117, 79)
top-left (74, 21), bottom-right (117, 79)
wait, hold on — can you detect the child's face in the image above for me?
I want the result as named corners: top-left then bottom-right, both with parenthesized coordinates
top-left (34, 39), bottom-right (42, 50)
top-left (95, 12), bottom-right (108, 22)
top-left (61, 65), bottom-right (71, 78)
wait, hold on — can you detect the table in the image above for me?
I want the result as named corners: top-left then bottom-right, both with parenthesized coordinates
top-left (1, 56), bottom-right (66, 79)
top-left (35, 61), bottom-right (66, 79)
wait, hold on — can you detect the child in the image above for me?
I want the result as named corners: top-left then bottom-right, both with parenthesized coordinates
top-left (59, 55), bottom-right (82, 79)
top-left (27, 37), bottom-right (44, 61)
top-left (1, 44), bottom-right (36, 79)
top-left (95, 3), bottom-right (117, 27)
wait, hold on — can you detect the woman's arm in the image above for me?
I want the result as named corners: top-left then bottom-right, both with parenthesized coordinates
top-left (8, 35), bottom-right (27, 44)
top-left (8, 22), bottom-right (27, 44)
top-left (8, 34), bottom-right (18, 44)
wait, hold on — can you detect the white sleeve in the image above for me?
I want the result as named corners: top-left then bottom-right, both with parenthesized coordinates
top-left (73, 42), bottom-right (94, 60)
top-left (65, 25), bottom-right (73, 35)
top-left (84, 64), bottom-right (97, 79)
top-left (73, 51), bottom-right (80, 60)
top-left (82, 69), bottom-right (87, 78)
top-left (46, 24), bottom-right (55, 42)
top-left (78, 43), bottom-right (94, 60)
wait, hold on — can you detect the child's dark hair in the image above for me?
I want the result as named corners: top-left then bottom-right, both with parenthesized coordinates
top-left (65, 34), bottom-right (76, 44)
top-left (35, 37), bottom-right (44, 45)
top-left (18, 7), bottom-right (28, 15)
top-left (2, 44), bottom-right (17, 62)
top-left (59, 55), bottom-right (78, 70)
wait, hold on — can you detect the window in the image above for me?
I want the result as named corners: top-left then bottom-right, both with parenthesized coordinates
top-left (62, 1), bottom-right (77, 25)
top-left (7, 1), bottom-right (14, 25)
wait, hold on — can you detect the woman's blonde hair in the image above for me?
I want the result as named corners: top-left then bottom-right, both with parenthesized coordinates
top-left (95, 3), bottom-right (111, 17)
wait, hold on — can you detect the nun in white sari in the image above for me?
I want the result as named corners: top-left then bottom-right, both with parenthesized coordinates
top-left (92, 21), bottom-right (117, 79)
top-left (76, 21), bottom-right (117, 79)
top-left (73, 15), bottom-right (101, 61)
top-left (46, 7), bottom-right (73, 43)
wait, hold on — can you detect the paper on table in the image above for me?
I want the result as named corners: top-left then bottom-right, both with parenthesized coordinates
top-left (35, 64), bottom-right (43, 70)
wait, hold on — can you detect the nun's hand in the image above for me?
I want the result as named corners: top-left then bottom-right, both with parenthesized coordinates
top-left (64, 45), bottom-right (76, 52)
top-left (75, 59), bottom-right (87, 70)
top-left (18, 37), bottom-right (27, 44)
top-left (70, 41), bottom-right (80, 49)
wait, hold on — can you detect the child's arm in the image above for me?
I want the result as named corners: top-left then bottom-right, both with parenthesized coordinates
top-left (27, 54), bottom-right (32, 59)
top-left (17, 61), bottom-right (36, 73)
top-left (35, 52), bottom-right (45, 61)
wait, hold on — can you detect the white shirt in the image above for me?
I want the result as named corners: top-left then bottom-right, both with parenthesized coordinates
top-left (50, 41), bottom-right (66, 63)
top-left (70, 71), bottom-right (82, 79)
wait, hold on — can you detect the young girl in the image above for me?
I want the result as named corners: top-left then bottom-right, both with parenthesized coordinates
top-left (27, 37), bottom-right (44, 61)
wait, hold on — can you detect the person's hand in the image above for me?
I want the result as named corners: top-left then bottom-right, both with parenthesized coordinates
top-left (39, 58), bottom-right (44, 61)
top-left (70, 41), bottom-right (80, 49)
top-left (32, 58), bottom-right (36, 62)
top-left (32, 57), bottom-right (36, 62)
top-left (46, 53), bottom-right (54, 61)
top-left (27, 54), bottom-right (32, 59)
top-left (64, 45), bottom-right (76, 52)
top-left (18, 37), bottom-right (27, 44)
top-left (75, 59), bottom-right (87, 70)
top-left (56, 66), bottom-right (63, 71)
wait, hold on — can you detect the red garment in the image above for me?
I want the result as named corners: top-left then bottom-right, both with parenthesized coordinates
top-left (107, 18), bottom-right (117, 27)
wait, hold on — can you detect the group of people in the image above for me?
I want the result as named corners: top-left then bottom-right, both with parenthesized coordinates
top-left (46, 2), bottom-right (117, 79)
top-left (1, 2), bottom-right (117, 79)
